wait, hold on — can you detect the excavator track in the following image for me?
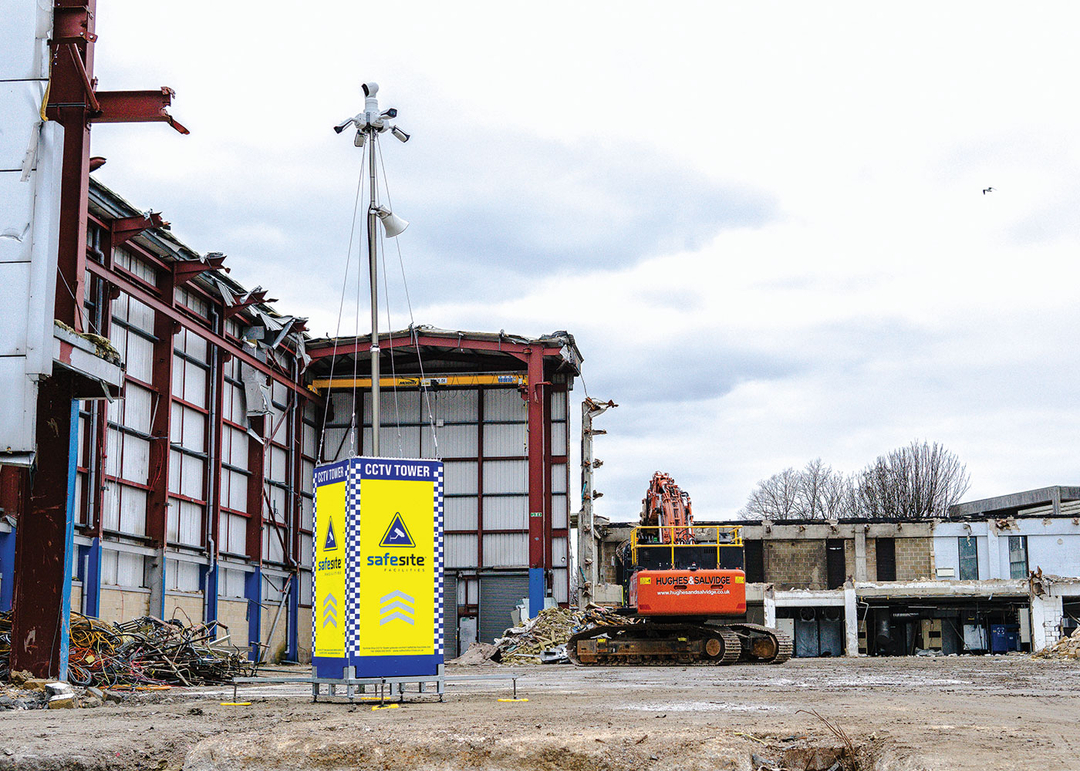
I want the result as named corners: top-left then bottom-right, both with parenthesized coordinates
top-left (567, 623), bottom-right (742, 666)
top-left (568, 621), bottom-right (792, 667)
top-left (727, 622), bottom-right (794, 664)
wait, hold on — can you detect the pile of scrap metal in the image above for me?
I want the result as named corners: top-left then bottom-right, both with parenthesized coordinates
top-left (1034, 627), bottom-right (1080, 660)
top-left (0, 612), bottom-right (255, 687)
top-left (491, 605), bottom-right (631, 665)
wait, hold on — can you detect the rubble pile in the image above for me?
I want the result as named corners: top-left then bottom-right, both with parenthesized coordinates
top-left (493, 604), bottom-right (629, 664)
top-left (1, 611), bottom-right (254, 688)
top-left (1034, 627), bottom-right (1080, 660)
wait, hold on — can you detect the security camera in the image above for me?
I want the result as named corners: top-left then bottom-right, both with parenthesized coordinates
top-left (391, 126), bottom-right (410, 143)
top-left (333, 117), bottom-right (354, 134)
top-left (381, 108), bottom-right (398, 118)
top-left (361, 82), bottom-right (379, 97)
top-left (354, 130), bottom-right (366, 148)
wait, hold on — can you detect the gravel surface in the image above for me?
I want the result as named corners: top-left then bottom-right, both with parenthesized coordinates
top-left (0, 655), bottom-right (1076, 770)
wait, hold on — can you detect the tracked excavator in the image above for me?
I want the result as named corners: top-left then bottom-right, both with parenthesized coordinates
top-left (568, 472), bottom-right (792, 666)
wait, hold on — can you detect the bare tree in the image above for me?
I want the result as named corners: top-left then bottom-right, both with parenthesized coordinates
top-left (742, 467), bottom-right (802, 520)
top-left (742, 459), bottom-right (854, 520)
top-left (852, 441), bottom-right (970, 519)
top-left (741, 442), bottom-right (968, 521)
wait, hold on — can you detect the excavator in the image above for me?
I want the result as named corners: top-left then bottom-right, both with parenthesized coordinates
top-left (568, 472), bottom-right (792, 666)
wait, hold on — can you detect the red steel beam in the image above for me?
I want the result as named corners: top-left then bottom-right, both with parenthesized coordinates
top-left (84, 259), bottom-right (318, 402)
top-left (93, 88), bottom-right (190, 135)
top-left (174, 254), bottom-right (228, 287)
top-left (526, 348), bottom-right (547, 571)
top-left (111, 212), bottom-right (168, 247)
top-left (306, 335), bottom-right (566, 361)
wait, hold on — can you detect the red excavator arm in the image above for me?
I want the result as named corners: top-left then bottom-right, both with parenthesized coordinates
top-left (639, 471), bottom-right (695, 545)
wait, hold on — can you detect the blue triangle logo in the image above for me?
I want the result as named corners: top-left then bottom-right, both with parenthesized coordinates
top-left (379, 513), bottom-right (415, 548)
top-left (324, 518), bottom-right (339, 551)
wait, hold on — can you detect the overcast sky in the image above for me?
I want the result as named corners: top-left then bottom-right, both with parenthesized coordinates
top-left (89, 2), bottom-right (1080, 521)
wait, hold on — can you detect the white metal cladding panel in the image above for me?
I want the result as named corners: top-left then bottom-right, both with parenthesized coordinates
top-left (177, 327), bottom-right (208, 362)
top-left (226, 469), bottom-right (248, 511)
top-left (3, 2), bottom-right (48, 79)
top-left (445, 534), bottom-right (477, 568)
top-left (300, 495), bottom-right (313, 531)
top-left (368, 425), bottom-right (421, 458)
top-left (218, 567), bottom-right (246, 598)
top-left (329, 391), bottom-right (353, 420)
top-left (483, 495), bottom-right (528, 530)
top-left (225, 382), bottom-right (246, 423)
top-left (302, 421), bottom-right (318, 456)
top-left (123, 383), bottom-right (153, 435)
top-left (262, 572), bottom-right (286, 604)
top-left (180, 454), bottom-right (205, 499)
top-left (550, 421), bottom-right (568, 454)
top-left (77, 411), bottom-right (88, 463)
top-left (361, 389), bottom-right (421, 423)
top-left (482, 533), bottom-right (528, 568)
top-left (74, 471), bottom-right (86, 525)
top-left (320, 427), bottom-right (350, 462)
top-left (433, 389), bottom-right (478, 422)
top-left (422, 423), bottom-right (477, 459)
top-left (174, 286), bottom-right (209, 317)
top-left (120, 434), bottom-right (150, 483)
top-left (263, 526), bottom-right (286, 563)
top-left (301, 459), bottom-right (314, 494)
top-left (550, 392), bottom-right (568, 421)
top-left (126, 296), bottom-right (155, 334)
top-left (300, 569), bottom-right (312, 605)
top-left (361, 426), bottom-right (420, 457)
top-left (271, 379), bottom-right (288, 407)
top-left (181, 405), bottom-right (206, 451)
top-left (115, 249), bottom-right (157, 286)
top-left (552, 494), bottom-right (568, 530)
top-left (484, 389), bottom-right (526, 423)
top-left (268, 445), bottom-right (288, 483)
top-left (443, 461), bottom-right (478, 495)
top-left (552, 536), bottom-right (569, 567)
top-left (300, 533), bottom-right (313, 568)
top-left (444, 496), bottom-right (478, 531)
top-left (113, 551), bottom-right (146, 588)
top-left (551, 464), bottom-right (568, 494)
top-left (267, 485), bottom-right (287, 521)
top-left (177, 500), bottom-right (203, 546)
top-left (182, 358), bottom-right (208, 407)
top-left (223, 426), bottom-right (248, 467)
top-left (482, 460), bottom-right (527, 495)
top-left (124, 333), bottom-right (154, 383)
top-left (119, 487), bottom-right (148, 536)
top-left (167, 449), bottom-right (181, 495)
top-left (552, 568), bottom-right (569, 604)
top-left (483, 422), bottom-right (526, 457)
top-left (166, 559), bottom-right (201, 592)
top-left (220, 512), bottom-right (247, 554)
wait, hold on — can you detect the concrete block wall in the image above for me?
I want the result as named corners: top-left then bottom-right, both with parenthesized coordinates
top-left (163, 592), bottom-right (204, 626)
top-left (895, 537), bottom-right (934, 580)
top-left (764, 539), bottom-right (826, 589)
top-left (71, 583), bottom-right (83, 616)
top-left (98, 588), bottom-right (151, 623)
top-left (844, 540), bottom-right (856, 581)
top-left (298, 606), bottom-right (313, 663)
top-left (866, 539), bottom-right (879, 581)
top-left (218, 598), bottom-right (249, 649)
top-left (260, 605), bottom-right (289, 662)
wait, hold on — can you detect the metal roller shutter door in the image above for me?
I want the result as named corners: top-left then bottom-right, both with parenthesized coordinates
top-left (443, 573), bottom-right (458, 659)
top-left (478, 573), bottom-right (529, 645)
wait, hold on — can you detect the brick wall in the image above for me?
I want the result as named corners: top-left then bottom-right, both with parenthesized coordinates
top-left (763, 539), bottom-right (826, 589)
top-left (896, 537), bottom-right (934, 580)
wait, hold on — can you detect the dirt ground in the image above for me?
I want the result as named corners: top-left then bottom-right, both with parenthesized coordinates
top-left (0, 655), bottom-right (1077, 770)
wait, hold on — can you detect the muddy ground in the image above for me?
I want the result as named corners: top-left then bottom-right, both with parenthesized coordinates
top-left (0, 655), bottom-right (1076, 770)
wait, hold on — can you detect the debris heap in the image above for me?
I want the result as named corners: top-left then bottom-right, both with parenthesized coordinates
top-left (1, 612), bottom-right (254, 687)
top-left (1034, 627), bottom-right (1080, 660)
top-left (492, 604), bottom-right (629, 665)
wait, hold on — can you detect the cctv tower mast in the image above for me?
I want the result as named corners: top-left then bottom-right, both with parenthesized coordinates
top-left (334, 83), bottom-right (410, 455)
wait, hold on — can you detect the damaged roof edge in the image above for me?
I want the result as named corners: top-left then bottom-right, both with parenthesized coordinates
top-left (87, 176), bottom-right (309, 342)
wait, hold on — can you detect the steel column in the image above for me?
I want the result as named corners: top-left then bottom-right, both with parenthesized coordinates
top-left (526, 348), bottom-right (547, 617)
top-left (10, 373), bottom-right (78, 677)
